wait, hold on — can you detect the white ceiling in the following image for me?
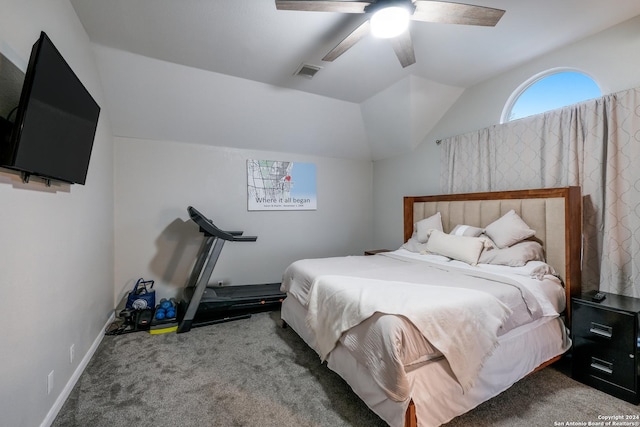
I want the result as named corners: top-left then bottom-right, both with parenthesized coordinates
top-left (67, 1), bottom-right (640, 161)
top-left (70, 0), bottom-right (640, 104)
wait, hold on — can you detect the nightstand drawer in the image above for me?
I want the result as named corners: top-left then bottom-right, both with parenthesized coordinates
top-left (573, 337), bottom-right (636, 390)
top-left (571, 293), bottom-right (640, 404)
top-left (572, 303), bottom-right (635, 352)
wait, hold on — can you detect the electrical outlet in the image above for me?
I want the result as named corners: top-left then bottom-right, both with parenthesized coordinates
top-left (69, 344), bottom-right (75, 364)
top-left (47, 371), bottom-right (54, 395)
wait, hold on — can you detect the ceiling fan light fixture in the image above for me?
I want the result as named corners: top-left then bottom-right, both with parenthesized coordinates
top-left (370, 6), bottom-right (411, 39)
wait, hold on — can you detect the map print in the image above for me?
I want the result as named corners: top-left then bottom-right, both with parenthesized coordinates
top-left (247, 159), bottom-right (317, 211)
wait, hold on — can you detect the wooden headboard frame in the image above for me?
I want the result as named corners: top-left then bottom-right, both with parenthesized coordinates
top-left (403, 187), bottom-right (582, 324)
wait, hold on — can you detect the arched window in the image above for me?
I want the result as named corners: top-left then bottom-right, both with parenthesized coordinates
top-left (501, 69), bottom-right (601, 123)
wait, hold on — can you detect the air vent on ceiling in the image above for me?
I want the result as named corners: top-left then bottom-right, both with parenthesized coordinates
top-left (294, 63), bottom-right (322, 79)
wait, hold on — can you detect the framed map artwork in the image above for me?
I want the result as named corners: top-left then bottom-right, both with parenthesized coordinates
top-left (247, 159), bottom-right (317, 211)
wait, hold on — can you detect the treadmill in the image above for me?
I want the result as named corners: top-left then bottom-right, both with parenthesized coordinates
top-left (177, 206), bottom-right (286, 333)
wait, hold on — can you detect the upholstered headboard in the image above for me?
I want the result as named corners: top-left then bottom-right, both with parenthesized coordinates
top-left (403, 187), bottom-right (582, 321)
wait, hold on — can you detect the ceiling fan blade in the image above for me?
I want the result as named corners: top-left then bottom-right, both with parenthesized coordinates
top-left (389, 30), bottom-right (416, 68)
top-left (412, 1), bottom-right (505, 26)
top-left (322, 20), bottom-right (370, 62)
top-left (275, 1), bottom-right (370, 13)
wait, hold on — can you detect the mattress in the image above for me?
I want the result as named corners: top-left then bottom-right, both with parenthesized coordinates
top-left (282, 296), bottom-right (570, 427)
top-left (280, 249), bottom-right (571, 427)
top-left (283, 249), bottom-right (566, 316)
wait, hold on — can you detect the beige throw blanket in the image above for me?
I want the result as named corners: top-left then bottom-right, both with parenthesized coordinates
top-left (306, 275), bottom-right (512, 393)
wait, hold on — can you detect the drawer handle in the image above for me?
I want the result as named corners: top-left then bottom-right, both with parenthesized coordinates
top-left (590, 357), bottom-right (613, 375)
top-left (589, 322), bottom-right (612, 338)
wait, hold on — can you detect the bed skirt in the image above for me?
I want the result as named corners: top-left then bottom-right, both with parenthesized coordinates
top-left (281, 296), bottom-right (571, 427)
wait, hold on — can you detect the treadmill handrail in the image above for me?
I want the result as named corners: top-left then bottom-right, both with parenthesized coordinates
top-left (187, 206), bottom-right (257, 242)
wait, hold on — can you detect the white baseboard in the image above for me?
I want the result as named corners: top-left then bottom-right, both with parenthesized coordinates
top-left (40, 312), bottom-right (116, 427)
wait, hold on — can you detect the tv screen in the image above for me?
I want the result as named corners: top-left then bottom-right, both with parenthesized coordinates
top-left (0, 31), bottom-right (100, 185)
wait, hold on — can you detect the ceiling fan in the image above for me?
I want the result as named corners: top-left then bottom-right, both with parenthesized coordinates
top-left (275, 0), bottom-right (505, 68)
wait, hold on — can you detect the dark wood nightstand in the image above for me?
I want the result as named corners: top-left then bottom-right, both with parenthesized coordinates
top-left (571, 291), bottom-right (640, 404)
top-left (364, 249), bottom-right (391, 256)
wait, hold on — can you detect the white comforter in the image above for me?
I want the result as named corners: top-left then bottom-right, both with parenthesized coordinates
top-left (307, 275), bottom-right (511, 394)
top-left (281, 249), bottom-right (565, 401)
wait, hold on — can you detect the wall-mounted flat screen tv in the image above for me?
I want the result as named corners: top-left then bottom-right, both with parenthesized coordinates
top-left (0, 31), bottom-right (100, 185)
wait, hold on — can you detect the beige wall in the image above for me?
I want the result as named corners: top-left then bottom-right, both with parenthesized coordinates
top-left (0, 1), bottom-right (115, 426)
top-left (114, 137), bottom-right (373, 302)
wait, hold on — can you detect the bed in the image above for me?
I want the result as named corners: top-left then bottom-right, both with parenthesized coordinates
top-left (280, 187), bottom-right (582, 427)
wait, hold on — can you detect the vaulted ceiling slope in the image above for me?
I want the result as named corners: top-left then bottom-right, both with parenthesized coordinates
top-left (71, 0), bottom-right (640, 103)
top-left (71, 1), bottom-right (640, 160)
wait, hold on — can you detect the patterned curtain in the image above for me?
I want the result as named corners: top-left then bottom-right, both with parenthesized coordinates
top-left (440, 87), bottom-right (640, 298)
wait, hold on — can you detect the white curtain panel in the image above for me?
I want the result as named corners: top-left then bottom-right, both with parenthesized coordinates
top-left (440, 87), bottom-right (640, 298)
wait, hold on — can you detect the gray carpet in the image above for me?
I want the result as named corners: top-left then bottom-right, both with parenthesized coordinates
top-left (53, 311), bottom-right (639, 427)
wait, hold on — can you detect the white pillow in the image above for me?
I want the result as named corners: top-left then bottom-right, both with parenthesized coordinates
top-left (484, 210), bottom-right (535, 248)
top-left (416, 212), bottom-right (443, 243)
top-left (478, 241), bottom-right (545, 267)
top-left (401, 236), bottom-right (429, 253)
top-left (426, 230), bottom-right (485, 265)
top-left (450, 224), bottom-right (484, 237)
